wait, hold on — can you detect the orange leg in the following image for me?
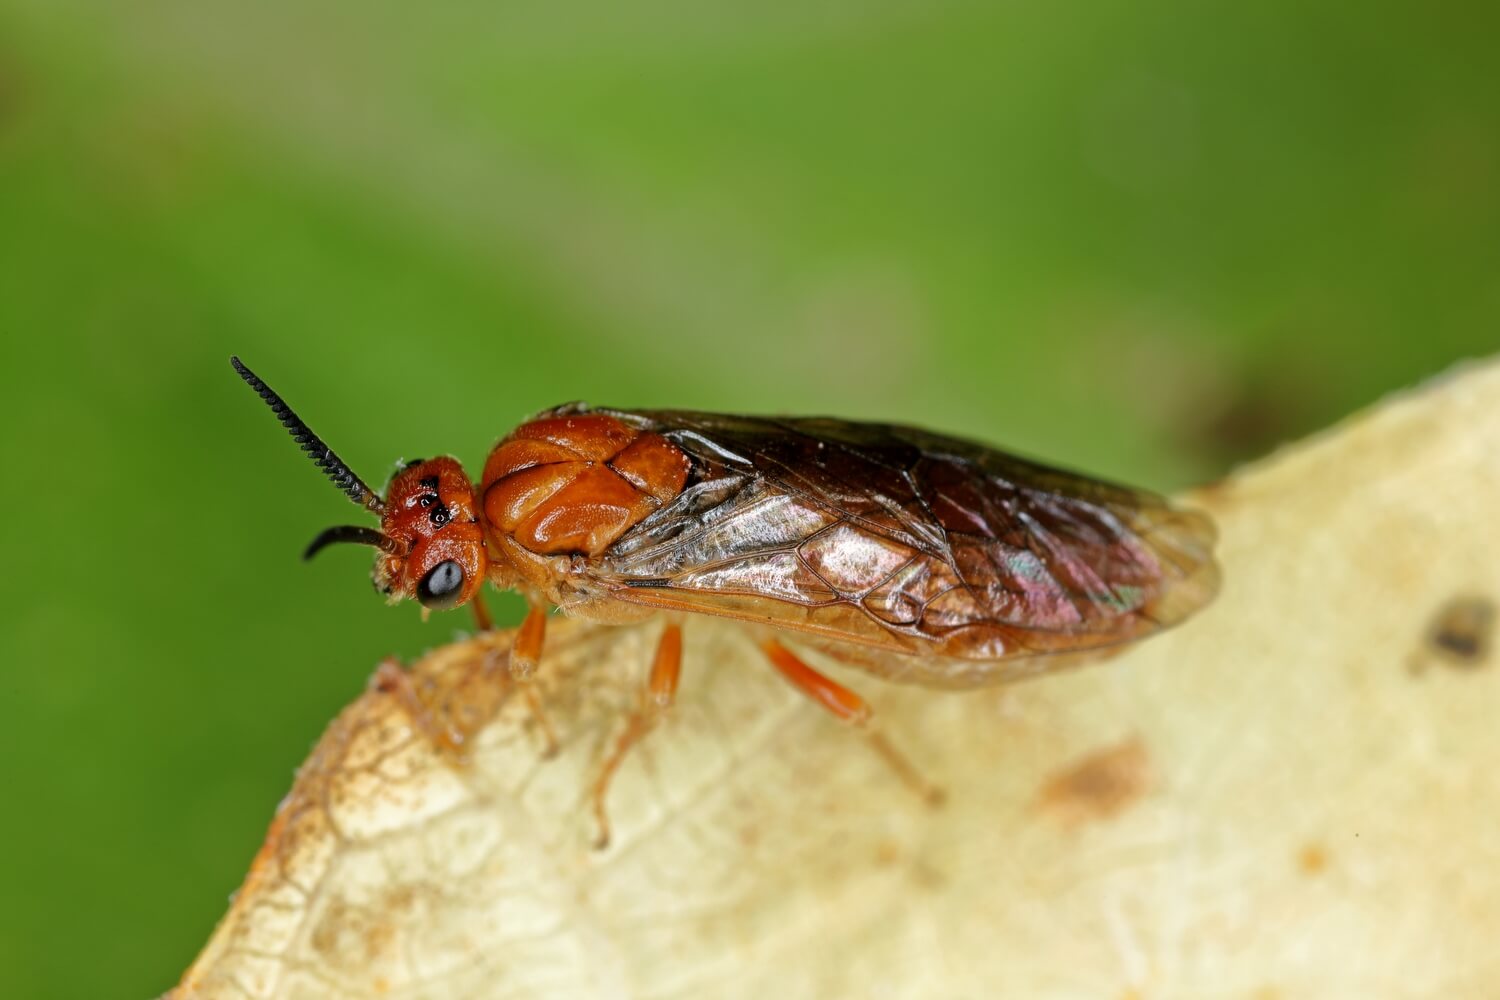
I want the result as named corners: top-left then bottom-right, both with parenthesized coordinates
top-left (591, 623), bottom-right (683, 850)
top-left (469, 594), bottom-right (494, 632)
top-left (372, 657), bottom-right (469, 757)
top-left (522, 686), bottom-right (560, 760)
top-left (510, 602), bottom-right (547, 679)
top-left (761, 639), bottom-right (944, 806)
top-left (374, 617), bottom-right (560, 762)
top-left (761, 638), bottom-right (871, 723)
top-left (502, 601), bottom-right (558, 757)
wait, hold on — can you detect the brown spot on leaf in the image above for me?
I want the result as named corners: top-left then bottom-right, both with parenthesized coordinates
top-left (1036, 735), bottom-right (1152, 827)
top-left (310, 896), bottom-right (398, 966)
top-left (1298, 841), bottom-right (1330, 876)
top-left (1412, 594), bottom-right (1494, 674)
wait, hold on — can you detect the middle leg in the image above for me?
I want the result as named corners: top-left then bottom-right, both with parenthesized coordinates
top-left (590, 621), bottom-right (683, 849)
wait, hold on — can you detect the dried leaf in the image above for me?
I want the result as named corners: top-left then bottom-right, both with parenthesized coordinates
top-left (170, 361), bottom-right (1500, 999)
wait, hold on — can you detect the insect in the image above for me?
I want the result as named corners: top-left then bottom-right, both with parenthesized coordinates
top-left (232, 357), bottom-right (1218, 843)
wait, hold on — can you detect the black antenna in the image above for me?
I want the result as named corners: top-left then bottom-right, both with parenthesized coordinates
top-left (303, 525), bottom-right (400, 561)
top-left (231, 356), bottom-right (385, 515)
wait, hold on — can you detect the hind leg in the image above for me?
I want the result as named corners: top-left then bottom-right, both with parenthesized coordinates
top-left (761, 639), bottom-right (944, 806)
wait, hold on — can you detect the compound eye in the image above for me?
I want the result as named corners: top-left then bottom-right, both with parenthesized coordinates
top-left (417, 559), bottom-right (465, 610)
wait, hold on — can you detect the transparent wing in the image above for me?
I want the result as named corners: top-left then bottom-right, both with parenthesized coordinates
top-left (589, 410), bottom-right (1219, 687)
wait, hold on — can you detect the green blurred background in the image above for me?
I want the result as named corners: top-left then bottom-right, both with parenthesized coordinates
top-left (0, 0), bottom-right (1495, 995)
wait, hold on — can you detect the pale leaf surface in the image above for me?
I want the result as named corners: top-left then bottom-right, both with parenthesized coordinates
top-left (170, 360), bottom-right (1500, 999)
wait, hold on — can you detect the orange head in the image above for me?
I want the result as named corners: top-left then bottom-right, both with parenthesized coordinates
top-left (232, 357), bottom-right (488, 612)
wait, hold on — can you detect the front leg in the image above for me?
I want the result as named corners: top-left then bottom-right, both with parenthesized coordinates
top-left (510, 602), bottom-right (547, 679)
top-left (469, 594), bottom-right (494, 632)
top-left (371, 657), bottom-right (469, 757)
top-left (503, 600), bottom-right (559, 757)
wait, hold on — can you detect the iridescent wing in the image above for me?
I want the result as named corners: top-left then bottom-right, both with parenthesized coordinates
top-left (587, 409), bottom-right (1219, 688)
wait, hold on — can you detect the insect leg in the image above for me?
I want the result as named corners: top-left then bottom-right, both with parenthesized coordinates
top-left (761, 639), bottom-right (944, 806)
top-left (761, 638), bottom-right (871, 722)
top-left (469, 594), bottom-right (494, 632)
top-left (371, 657), bottom-right (468, 758)
top-left (510, 602), bottom-right (547, 679)
top-left (522, 687), bottom-right (560, 760)
top-left (590, 622), bottom-right (683, 849)
top-left (492, 601), bottom-right (559, 757)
